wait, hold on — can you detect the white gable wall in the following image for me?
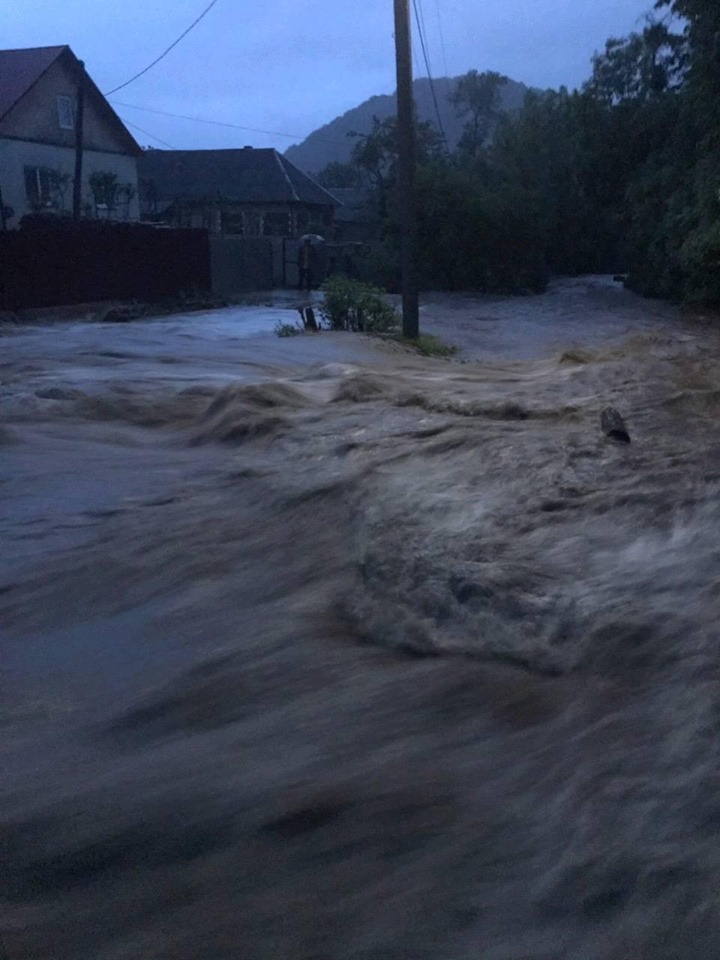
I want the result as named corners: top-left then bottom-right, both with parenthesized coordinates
top-left (0, 52), bottom-right (139, 226)
top-left (0, 138), bottom-right (139, 225)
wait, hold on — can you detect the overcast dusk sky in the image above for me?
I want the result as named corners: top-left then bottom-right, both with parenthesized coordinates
top-left (5, 0), bottom-right (656, 151)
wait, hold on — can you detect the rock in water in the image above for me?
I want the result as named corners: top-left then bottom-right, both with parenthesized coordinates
top-left (601, 406), bottom-right (631, 443)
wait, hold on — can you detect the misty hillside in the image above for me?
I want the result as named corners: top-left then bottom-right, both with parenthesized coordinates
top-left (284, 75), bottom-right (528, 174)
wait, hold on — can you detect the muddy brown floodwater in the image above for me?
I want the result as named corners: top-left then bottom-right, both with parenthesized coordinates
top-left (3, 277), bottom-right (720, 959)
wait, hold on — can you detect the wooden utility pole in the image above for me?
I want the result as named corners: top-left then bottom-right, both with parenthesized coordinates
top-left (393, 0), bottom-right (419, 338)
top-left (72, 60), bottom-right (86, 220)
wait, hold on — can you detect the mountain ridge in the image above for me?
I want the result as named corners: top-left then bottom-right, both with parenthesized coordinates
top-left (284, 75), bottom-right (529, 175)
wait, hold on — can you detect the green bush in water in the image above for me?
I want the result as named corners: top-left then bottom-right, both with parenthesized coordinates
top-left (320, 276), bottom-right (398, 333)
top-left (274, 319), bottom-right (303, 337)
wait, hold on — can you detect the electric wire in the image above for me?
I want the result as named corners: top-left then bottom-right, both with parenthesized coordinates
top-left (104, 0), bottom-right (221, 96)
top-left (119, 116), bottom-right (176, 149)
top-left (412, 0), bottom-right (447, 145)
top-left (110, 99), bottom-right (348, 145)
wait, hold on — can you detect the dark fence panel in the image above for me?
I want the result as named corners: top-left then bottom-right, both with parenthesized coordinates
top-left (209, 237), bottom-right (273, 295)
top-left (0, 220), bottom-right (211, 310)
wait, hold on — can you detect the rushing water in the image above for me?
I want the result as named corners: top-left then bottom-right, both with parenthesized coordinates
top-left (2, 278), bottom-right (720, 959)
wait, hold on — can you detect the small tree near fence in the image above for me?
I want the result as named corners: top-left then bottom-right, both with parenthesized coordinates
top-left (116, 183), bottom-right (136, 220)
top-left (88, 172), bottom-right (136, 220)
top-left (89, 171), bottom-right (118, 219)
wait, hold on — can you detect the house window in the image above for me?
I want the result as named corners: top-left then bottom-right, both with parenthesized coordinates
top-left (57, 95), bottom-right (75, 130)
top-left (264, 210), bottom-right (292, 237)
top-left (24, 166), bottom-right (56, 209)
top-left (243, 211), bottom-right (262, 236)
top-left (221, 208), bottom-right (245, 236)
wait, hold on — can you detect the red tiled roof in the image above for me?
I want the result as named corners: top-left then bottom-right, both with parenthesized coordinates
top-left (0, 45), bottom-right (67, 120)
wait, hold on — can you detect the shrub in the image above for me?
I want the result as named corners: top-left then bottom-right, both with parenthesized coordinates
top-left (320, 276), bottom-right (398, 333)
top-left (274, 319), bottom-right (303, 337)
top-left (679, 220), bottom-right (720, 305)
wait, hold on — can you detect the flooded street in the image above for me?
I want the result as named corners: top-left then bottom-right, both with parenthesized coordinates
top-left (3, 277), bottom-right (720, 959)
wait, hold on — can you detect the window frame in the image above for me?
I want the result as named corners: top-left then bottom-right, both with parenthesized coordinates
top-left (56, 95), bottom-right (75, 131)
top-left (24, 166), bottom-right (56, 209)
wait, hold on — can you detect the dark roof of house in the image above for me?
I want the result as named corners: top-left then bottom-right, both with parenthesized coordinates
top-left (0, 45), bottom-right (66, 120)
top-left (327, 187), bottom-right (372, 222)
top-left (138, 148), bottom-right (339, 206)
top-left (0, 44), bottom-right (140, 154)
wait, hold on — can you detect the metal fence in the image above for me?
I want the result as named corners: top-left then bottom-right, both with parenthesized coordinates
top-left (209, 237), bottom-right (273, 294)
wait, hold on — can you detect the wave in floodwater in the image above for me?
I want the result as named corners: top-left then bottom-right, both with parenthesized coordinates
top-left (4, 329), bottom-right (720, 959)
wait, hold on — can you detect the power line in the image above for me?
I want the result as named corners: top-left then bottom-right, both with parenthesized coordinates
top-left (411, 0), bottom-right (447, 146)
top-left (415, 0), bottom-right (432, 74)
top-left (119, 116), bottom-right (176, 149)
top-left (433, 0), bottom-right (449, 78)
top-left (110, 99), bottom-right (348, 145)
top-left (413, 0), bottom-right (436, 93)
top-left (104, 0), bottom-right (221, 96)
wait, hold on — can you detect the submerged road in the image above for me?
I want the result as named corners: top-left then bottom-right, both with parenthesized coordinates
top-left (2, 277), bottom-right (719, 960)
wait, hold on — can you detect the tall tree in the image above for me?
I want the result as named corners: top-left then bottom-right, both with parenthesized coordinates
top-left (314, 162), bottom-right (365, 189)
top-left (449, 70), bottom-right (505, 158)
top-left (347, 115), bottom-right (443, 217)
top-left (585, 19), bottom-right (686, 104)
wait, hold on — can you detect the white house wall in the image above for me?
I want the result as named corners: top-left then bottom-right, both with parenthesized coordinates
top-left (0, 137), bottom-right (139, 225)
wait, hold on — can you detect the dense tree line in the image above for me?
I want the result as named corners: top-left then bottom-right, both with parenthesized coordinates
top-left (317, 0), bottom-right (720, 304)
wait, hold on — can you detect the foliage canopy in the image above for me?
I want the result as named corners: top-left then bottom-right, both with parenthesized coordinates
top-left (315, 1), bottom-right (720, 305)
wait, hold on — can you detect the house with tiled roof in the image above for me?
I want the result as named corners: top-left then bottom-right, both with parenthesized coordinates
top-left (138, 148), bottom-right (339, 238)
top-left (0, 45), bottom-right (141, 227)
